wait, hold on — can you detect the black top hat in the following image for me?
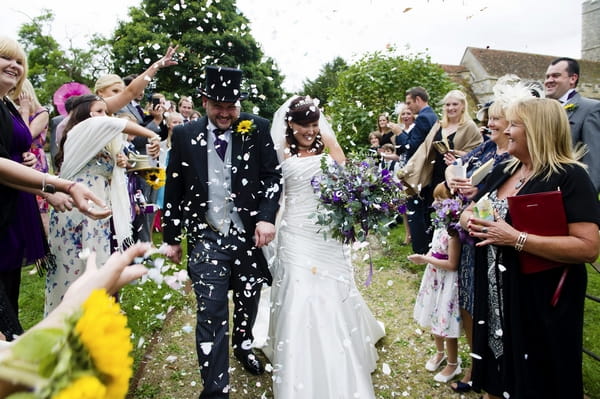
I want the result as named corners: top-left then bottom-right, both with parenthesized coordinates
top-left (198, 66), bottom-right (249, 103)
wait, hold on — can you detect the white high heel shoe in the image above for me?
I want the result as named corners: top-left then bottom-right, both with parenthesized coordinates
top-left (433, 358), bottom-right (462, 383)
top-left (425, 351), bottom-right (446, 371)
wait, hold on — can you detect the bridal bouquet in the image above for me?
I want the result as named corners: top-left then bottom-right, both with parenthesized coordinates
top-left (311, 156), bottom-right (407, 243)
top-left (0, 289), bottom-right (132, 399)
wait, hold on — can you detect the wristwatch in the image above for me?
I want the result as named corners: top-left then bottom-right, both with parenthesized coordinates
top-left (41, 173), bottom-right (56, 194)
top-left (42, 183), bottom-right (56, 194)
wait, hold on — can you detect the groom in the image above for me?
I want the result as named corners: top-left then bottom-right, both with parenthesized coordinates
top-left (163, 66), bottom-right (281, 398)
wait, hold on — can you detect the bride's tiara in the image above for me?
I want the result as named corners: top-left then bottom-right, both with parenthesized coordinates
top-left (292, 97), bottom-right (317, 109)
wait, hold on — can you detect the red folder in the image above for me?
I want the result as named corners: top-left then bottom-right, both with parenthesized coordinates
top-left (507, 191), bottom-right (568, 274)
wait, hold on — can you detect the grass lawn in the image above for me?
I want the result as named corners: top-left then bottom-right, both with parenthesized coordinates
top-left (17, 227), bottom-right (600, 398)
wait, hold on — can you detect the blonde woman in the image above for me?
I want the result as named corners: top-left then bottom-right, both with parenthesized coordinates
top-left (401, 89), bottom-right (481, 254)
top-left (460, 98), bottom-right (599, 399)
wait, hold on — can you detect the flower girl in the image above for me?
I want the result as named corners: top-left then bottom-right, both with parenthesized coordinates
top-left (408, 182), bottom-right (462, 383)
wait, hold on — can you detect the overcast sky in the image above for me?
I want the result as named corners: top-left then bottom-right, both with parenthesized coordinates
top-left (1, 0), bottom-right (584, 91)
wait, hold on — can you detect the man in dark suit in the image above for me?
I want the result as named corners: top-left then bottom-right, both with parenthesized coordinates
top-left (544, 57), bottom-right (600, 193)
top-left (403, 87), bottom-right (438, 254)
top-left (163, 66), bottom-right (281, 399)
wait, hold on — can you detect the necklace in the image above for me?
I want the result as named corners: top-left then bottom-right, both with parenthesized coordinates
top-left (515, 167), bottom-right (531, 189)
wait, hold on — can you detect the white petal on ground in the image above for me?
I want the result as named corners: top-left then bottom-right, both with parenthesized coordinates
top-left (382, 363), bottom-right (391, 375)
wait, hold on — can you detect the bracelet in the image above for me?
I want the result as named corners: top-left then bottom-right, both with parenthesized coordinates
top-left (515, 232), bottom-right (528, 252)
top-left (66, 181), bottom-right (77, 194)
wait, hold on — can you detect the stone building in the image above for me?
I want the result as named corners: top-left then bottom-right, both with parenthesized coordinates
top-left (441, 0), bottom-right (600, 110)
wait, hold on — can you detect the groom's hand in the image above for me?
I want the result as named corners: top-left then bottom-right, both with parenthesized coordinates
top-left (254, 221), bottom-right (276, 248)
top-left (164, 244), bottom-right (183, 264)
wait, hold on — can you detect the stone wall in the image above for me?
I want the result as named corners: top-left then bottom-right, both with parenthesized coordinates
top-left (582, 0), bottom-right (600, 62)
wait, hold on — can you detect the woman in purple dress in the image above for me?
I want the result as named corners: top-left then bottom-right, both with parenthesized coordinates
top-left (0, 36), bottom-right (48, 339)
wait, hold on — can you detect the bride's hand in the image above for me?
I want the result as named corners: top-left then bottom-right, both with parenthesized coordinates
top-left (254, 221), bottom-right (276, 248)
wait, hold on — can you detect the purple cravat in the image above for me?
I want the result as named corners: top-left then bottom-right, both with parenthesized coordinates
top-left (214, 129), bottom-right (227, 161)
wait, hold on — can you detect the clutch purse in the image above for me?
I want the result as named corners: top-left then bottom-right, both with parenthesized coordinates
top-left (507, 190), bottom-right (568, 274)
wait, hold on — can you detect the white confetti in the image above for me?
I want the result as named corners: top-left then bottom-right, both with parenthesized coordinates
top-left (166, 355), bottom-right (178, 363)
top-left (382, 363), bottom-right (391, 375)
top-left (200, 342), bottom-right (213, 355)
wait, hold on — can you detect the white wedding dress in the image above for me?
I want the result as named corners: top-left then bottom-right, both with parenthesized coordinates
top-left (261, 154), bottom-right (385, 399)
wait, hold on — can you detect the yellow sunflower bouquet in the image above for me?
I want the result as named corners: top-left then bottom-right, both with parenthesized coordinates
top-left (0, 289), bottom-right (133, 399)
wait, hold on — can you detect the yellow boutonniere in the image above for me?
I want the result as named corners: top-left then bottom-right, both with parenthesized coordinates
top-left (235, 120), bottom-right (255, 136)
top-left (564, 103), bottom-right (578, 112)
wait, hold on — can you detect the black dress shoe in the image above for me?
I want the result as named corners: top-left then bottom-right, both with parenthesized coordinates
top-left (234, 349), bottom-right (264, 375)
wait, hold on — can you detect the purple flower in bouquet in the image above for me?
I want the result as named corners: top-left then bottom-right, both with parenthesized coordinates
top-left (429, 195), bottom-right (467, 234)
top-left (311, 156), bottom-right (408, 244)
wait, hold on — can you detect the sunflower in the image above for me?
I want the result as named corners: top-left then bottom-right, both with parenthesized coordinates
top-left (235, 119), bottom-right (255, 135)
top-left (74, 290), bottom-right (133, 399)
top-left (52, 375), bottom-right (107, 399)
top-left (140, 168), bottom-right (166, 189)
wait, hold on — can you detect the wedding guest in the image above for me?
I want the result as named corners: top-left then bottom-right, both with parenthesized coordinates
top-left (460, 98), bottom-right (600, 399)
top-left (46, 94), bottom-right (162, 314)
top-left (409, 182), bottom-right (462, 383)
top-left (379, 143), bottom-right (399, 174)
top-left (177, 96), bottom-right (194, 123)
top-left (94, 74), bottom-right (125, 99)
top-left (131, 92), bottom-right (168, 241)
top-left (443, 76), bottom-right (535, 393)
top-left (0, 36), bottom-right (50, 336)
top-left (401, 87), bottom-right (438, 254)
top-left (190, 109), bottom-right (202, 121)
top-left (390, 103), bottom-right (416, 167)
top-left (375, 112), bottom-right (395, 146)
top-left (12, 79), bottom-right (51, 232)
top-left (402, 89), bottom-right (481, 254)
top-left (544, 57), bottom-right (600, 193)
top-left (368, 130), bottom-right (382, 156)
top-left (162, 66), bottom-right (282, 398)
top-left (153, 111), bottom-right (184, 232)
top-left (264, 95), bottom-right (384, 398)
top-left (404, 87), bottom-right (438, 161)
top-left (50, 96), bottom-right (77, 170)
top-left (390, 103), bottom-right (416, 245)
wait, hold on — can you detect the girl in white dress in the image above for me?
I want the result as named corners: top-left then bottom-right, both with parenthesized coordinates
top-left (409, 182), bottom-right (462, 384)
top-left (264, 96), bottom-right (385, 399)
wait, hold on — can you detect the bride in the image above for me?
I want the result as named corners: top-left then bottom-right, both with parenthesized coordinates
top-left (261, 95), bottom-right (385, 398)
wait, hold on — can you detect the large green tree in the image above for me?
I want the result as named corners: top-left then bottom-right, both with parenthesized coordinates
top-left (302, 56), bottom-right (348, 106)
top-left (110, 0), bottom-right (286, 118)
top-left (17, 10), bottom-right (104, 108)
top-left (328, 47), bottom-right (456, 152)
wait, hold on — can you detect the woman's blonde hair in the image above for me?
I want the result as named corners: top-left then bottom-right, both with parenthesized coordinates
top-left (433, 181), bottom-right (452, 200)
top-left (94, 74), bottom-right (124, 95)
top-left (504, 98), bottom-right (585, 180)
top-left (0, 36), bottom-right (28, 97)
top-left (440, 89), bottom-right (471, 128)
top-left (11, 79), bottom-right (42, 111)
